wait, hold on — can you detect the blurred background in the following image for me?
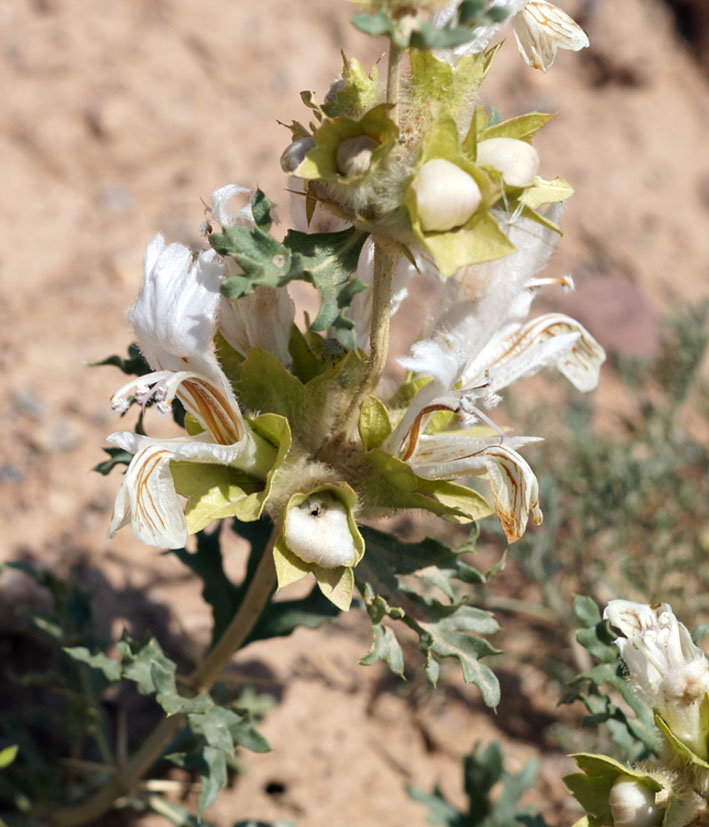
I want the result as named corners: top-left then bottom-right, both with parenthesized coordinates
top-left (0, 0), bottom-right (708, 824)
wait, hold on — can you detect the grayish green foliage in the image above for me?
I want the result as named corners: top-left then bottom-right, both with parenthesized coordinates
top-left (356, 527), bottom-right (502, 707)
top-left (408, 741), bottom-right (546, 827)
top-left (210, 190), bottom-right (368, 349)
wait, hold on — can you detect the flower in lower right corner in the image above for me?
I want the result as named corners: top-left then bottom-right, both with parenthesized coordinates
top-left (604, 599), bottom-right (709, 761)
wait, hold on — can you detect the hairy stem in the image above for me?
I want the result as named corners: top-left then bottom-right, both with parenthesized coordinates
top-left (322, 42), bottom-right (403, 449)
top-left (49, 530), bottom-right (278, 827)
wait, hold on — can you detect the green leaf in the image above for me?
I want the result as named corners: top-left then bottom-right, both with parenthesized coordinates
top-left (198, 746), bottom-right (228, 814)
top-left (359, 609), bottom-right (405, 678)
top-left (520, 177), bottom-right (574, 210)
top-left (284, 227), bottom-right (368, 349)
top-left (63, 646), bottom-right (122, 682)
top-left (169, 526), bottom-right (240, 648)
top-left (116, 635), bottom-right (176, 696)
top-left (91, 342), bottom-right (150, 376)
top-left (248, 584), bottom-right (340, 644)
top-left (480, 112), bottom-right (555, 142)
top-left (93, 446), bottom-right (132, 476)
top-left (350, 11), bottom-right (392, 38)
top-left (356, 527), bottom-right (500, 704)
top-left (574, 595), bottom-right (602, 627)
top-left (407, 782), bottom-right (463, 826)
top-left (0, 746), bottom-right (18, 770)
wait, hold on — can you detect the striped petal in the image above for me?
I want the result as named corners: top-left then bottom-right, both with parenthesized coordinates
top-left (513, 0), bottom-right (589, 72)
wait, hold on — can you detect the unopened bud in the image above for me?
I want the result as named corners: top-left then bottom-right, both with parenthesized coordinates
top-left (609, 778), bottom-right (663, 827)
top-left (280, 137), bottom-right (316, 174)
top-left (283, 491), bottom-right (357, 568)
top-left (336, 135), bottom-right (378, 178)
top-left (476, 137), bottom-right (540, 188)
top-left (412, 158), bottom-right (482, 233)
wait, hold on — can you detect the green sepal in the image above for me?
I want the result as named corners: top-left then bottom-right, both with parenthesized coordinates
top-left (564, 753), bottom-right (668, 826)
top-left (171, 413), bottom-right (291, 532)
top-left (480, 112), bottom-right (555, 142)
top-left (293, 104), bottom-right (398, 184)
top-left (365, 449), bottom-right (493, 522)
top-left (321, 55), bottom-right (381, 119)
top-left (404, 112), bottom-right (514, 278)
top-left (358, 395), bottom-right (392, 451)
top-left (274, 482), bottom-right (365, 612)
top-left (229, 346), bottom-right (366, 453)
top-left (520, 176), bottom-right (574, 210)
top-left (406, 46), bottom-right (500, 126)
top-left (655, 706), bottom-right (709, 768)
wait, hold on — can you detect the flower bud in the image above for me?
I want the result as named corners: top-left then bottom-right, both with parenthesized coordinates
top-left (280, 137), bottom-right (316, 174)
top-left (609, 778), bottom-right (663, 827)
top-left (336, 135), bottom-right (378, 178)
top-left (476, 137), bottom-right (540, 188)
top-left (283, 491), bottom-right (357, 569)
top-left (412, 159), bottom-right (482, 233)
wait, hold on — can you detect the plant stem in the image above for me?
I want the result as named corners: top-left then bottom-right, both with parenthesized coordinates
top-left (49, 530), bottom-right (278, 827)
top-left (322, 41), bottom-right (403, 449)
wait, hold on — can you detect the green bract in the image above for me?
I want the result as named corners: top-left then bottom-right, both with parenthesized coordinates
top-left (321, 55), bottom-right (381, 119)
top-left (404, 111), bottom-right (514, 277)
top-left (564, 754), bottom-right (672, 827)
top-left (290, 103), bottom-right (399, 184)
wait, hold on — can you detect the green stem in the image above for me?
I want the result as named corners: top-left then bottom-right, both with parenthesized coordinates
top-left (322, 41), bottom-right (403, 450)
top-left (49, 530), bottom-right (278, 827)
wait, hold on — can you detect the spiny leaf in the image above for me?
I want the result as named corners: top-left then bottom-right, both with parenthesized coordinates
top-left (92, 446), bottom-right (132, 476)
top-left (91, 342), bottom-right (150, 376)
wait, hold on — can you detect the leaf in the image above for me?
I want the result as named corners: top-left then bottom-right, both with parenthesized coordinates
top-left (356, 527), bottom-right (501, 704)
top-left (407, 783), bottom-right (463, 826)
top-left (248, 584), bottom-right (340, 644)
top-left (350, 11), bottom-right (392, 38)
top-left (359, 619), bottom-right (405, 678)
top-left (63, 646), bottom-right (122, 682)
top-left (284, 227), bottom-right (368, 349)
top-left (93, 446), bottom-right (132, 476)
top-left (169, 526), bottom-right (240, 648)
top-left (480, 112), bottom-right (555, 142)
top-left (520, 177), bottom-right (574, 210)
top-left (198, 746), bottom-right (228, 814)
top-left (0, 746), bottom-right (18, 770)
top-left (116, 635), bottom-right (177, 696)
top-left (91, 342), bottom-right (150, 376)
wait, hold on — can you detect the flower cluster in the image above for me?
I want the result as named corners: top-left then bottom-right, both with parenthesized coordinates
top-left (104, 2), bottom-right (602, 612)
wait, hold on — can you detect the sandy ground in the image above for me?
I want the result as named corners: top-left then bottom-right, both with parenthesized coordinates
top-left (1, 0), bottom-right (708, 824)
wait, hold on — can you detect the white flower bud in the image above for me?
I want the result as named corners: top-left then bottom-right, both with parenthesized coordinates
top-left (605, 600), bottom-right (709, 759)
top-left (336, 135), bottom-right (378, 178)
top-left (283, 491), bottom-right (357, 569)
top-left (412, 158), bottom-right (482, 233)
top-left (280, 137), bottom-right (316, 174)
top-left (476, 138), bottom-right (540, 188)
top-left (609, 778), bottom-right (663, 827)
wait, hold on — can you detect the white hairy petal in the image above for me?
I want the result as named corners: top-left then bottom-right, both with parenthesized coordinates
top-left (107, 442), bottom-right (187, 550)
top-left (513, 0), bottom-right (589, 72)
top-left (476, 138), bottom-right (540, 187)
top-left (210, 184), bottom-right (254, 230)
top-left (130, 234), bottom-right (225, 383)
top-left (220, 285), bottom-right (296, 366)
top-left (604, 599), bottom-right (709, 758)
top-left (284, 492), bottom-right (357, 569)
top-left (413, 159), bottom-right (482, 233)
top-left (609, 779), bottom-right (662, 827)
top-left (464, 313), bottom-right (606, 392)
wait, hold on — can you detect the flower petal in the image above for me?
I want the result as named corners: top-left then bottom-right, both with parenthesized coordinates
top-left (107, 442), bottom-right (187, 549)
top-left (513, 0), bottom-right (589, 72)
top-left (220, 285), bottom-right (295, 366)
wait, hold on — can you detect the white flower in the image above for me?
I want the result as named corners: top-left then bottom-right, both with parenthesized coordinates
top-left (604, 600), bottom-right (709, 759)
top-left (382, 209), bottom-right (604, 542)
top-left (433, 0), bottom-right (588, 72)
top-left (207, 184), bottom-right (255, 231)
top-left (513, 0), bottom-right (589, 72)
top-left (108, 235), bottom-right (274, 549)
